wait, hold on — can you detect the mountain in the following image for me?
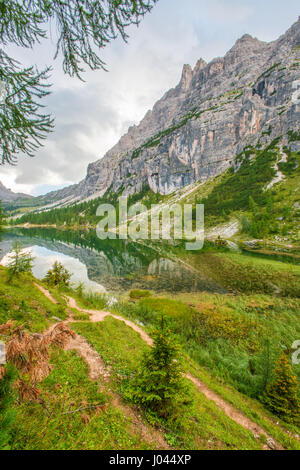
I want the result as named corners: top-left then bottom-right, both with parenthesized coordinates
top-left (0, 181), bottom-right (32, 203)
top-left (11, 18), bottom-right (300, 210)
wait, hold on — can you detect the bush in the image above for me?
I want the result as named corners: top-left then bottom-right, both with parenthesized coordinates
top-left (44, 261), bottom-right (71, 287)
top-left (125, 317), bottom-right (191, 421)
top-left (215, 235), bottom-right (228, 247)
top-left (263, 354), bottom-right (300, 424)
top-left (129, 289), bottom-right (151, 300)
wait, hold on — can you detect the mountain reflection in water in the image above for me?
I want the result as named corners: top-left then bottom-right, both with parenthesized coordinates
top-left (0, 228), bottom-right (226, 294)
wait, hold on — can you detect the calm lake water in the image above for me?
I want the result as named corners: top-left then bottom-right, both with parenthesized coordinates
top-left (0, 227), bottom-right (226, 295)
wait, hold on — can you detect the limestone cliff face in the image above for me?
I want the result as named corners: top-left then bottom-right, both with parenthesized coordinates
top-left (48, 18), bottom-right (300, 203)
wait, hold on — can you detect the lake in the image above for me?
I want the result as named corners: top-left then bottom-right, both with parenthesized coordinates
top-left (0, 227), bottom-right (226, 295)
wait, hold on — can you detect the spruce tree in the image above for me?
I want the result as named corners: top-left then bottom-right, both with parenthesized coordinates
top-left (7, 241), bottom-right (34, 280)
top-left (44, 261), bottom-right (71, 287)
top-left (127, 317), bottom-right (191, 420)
top-left (264, 354), bottom-right (300, 424)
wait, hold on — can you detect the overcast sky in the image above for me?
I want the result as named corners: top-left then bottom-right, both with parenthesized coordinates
top-left (1, 0), bottom-right (299, 196)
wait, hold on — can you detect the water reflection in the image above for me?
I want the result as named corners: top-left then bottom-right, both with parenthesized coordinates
top-left (0, 228), bottom-right (225, 294)
top-left (1, 244), bottom-right (106, 293)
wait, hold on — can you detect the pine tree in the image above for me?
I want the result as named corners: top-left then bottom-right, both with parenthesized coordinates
top-left (249, 195), bottom-right (257, 214)
top-left (44, 261), bottom-right (71, 287)
top-left (264, 354), bottom-right (300, 423)
top-left (0, 1), bottom-right (158, 164)
top-left (126, 317), bottom-right (191, 420)
top-left (7, 241), bottom-right (34, 280)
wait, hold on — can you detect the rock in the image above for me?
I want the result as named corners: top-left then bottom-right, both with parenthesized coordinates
top-left (52, 316), bottom-right (63, 322)
top-left (0, 342), bottom-right (6, 365)
top-left (267, 438), bottom-right (277, 450)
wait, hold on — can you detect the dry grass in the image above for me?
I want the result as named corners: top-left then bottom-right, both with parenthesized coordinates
top-left (0, 320), bottom-right (16, 335)
top-left (3, 321), bottom-right (75, 402)
top-left (0, 365), bottom-right (5, 379)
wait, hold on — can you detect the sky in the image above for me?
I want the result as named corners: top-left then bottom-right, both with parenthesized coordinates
top-left (1, 0), bottom-right (299, 196)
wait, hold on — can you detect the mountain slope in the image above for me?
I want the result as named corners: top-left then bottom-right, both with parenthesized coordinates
top-left (16, 134), bottom-right (300, 247)
top-left (32, 17), bottom-right (300, 209)
top-left (0, 181), bottom-right (32, 203)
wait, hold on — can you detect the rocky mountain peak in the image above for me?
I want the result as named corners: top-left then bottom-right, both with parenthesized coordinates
top-left (33, 17), bottom-right (300, 207)
top-left (228, 32), bottom-right (266, 57)
top-left (193, 58), bottom-right (207, 75)
top-left (239, 33), bottom-right (255, 42)
top-left (179, 64), bottom-right (193, 90)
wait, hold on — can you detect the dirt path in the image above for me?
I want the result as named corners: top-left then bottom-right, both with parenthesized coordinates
top-left (63, 333), bottom-right (168, 448)
top-left (37, 285), bottom-right (284, 450)
top-left (40, 305), bottom-right (168, 449)
top-left (34, 283), bottom-right (58, 304)
top-left (65, 334), bottom-right (110, 381)
top-left (186, 374), bottom-right (282, 450)
top-left (66, 296), bottom-right (153, 346)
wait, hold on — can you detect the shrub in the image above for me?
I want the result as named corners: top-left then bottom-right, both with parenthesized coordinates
top-left (125, 317), bottom-right (191, 420)
top-left (215, 235), bottom-right (228, 247)
top-left (44, 261), bottom-right (71, 287)
top-left (263, 354), bottom-right (300, 424)
top-left (129, 289), bottom-right (151, 300)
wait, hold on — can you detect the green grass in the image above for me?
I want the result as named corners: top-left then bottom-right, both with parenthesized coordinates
top-left (111, 285), bottom-right (300, 425)
top-left (11, 349), bottom-right (154, 450)
top-left (0, 267), bottom-right (67, 332)
top-left (129, 289), bottom-right (152, 300)
top-left (179, 250), bottom-right (300, 297)
top-left (68, 289), bottom-right (108, 311)
top-left (72, 319), bottom-right (265, 450)
top-left (139, 297), bottom-right (193, 320)
top-left (1, 266), bottom-right (299, 449)
top-left (73, 318), bottom-right (149, 375)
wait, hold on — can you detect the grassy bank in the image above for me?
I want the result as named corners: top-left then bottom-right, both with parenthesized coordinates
top-left (0, 262), bottom-right (299, 450)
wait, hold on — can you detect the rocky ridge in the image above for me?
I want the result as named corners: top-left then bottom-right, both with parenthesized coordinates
top-left (19, 18), bottom-right (300, 208)
top-left (0, 181), bottom-right (32, 203)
